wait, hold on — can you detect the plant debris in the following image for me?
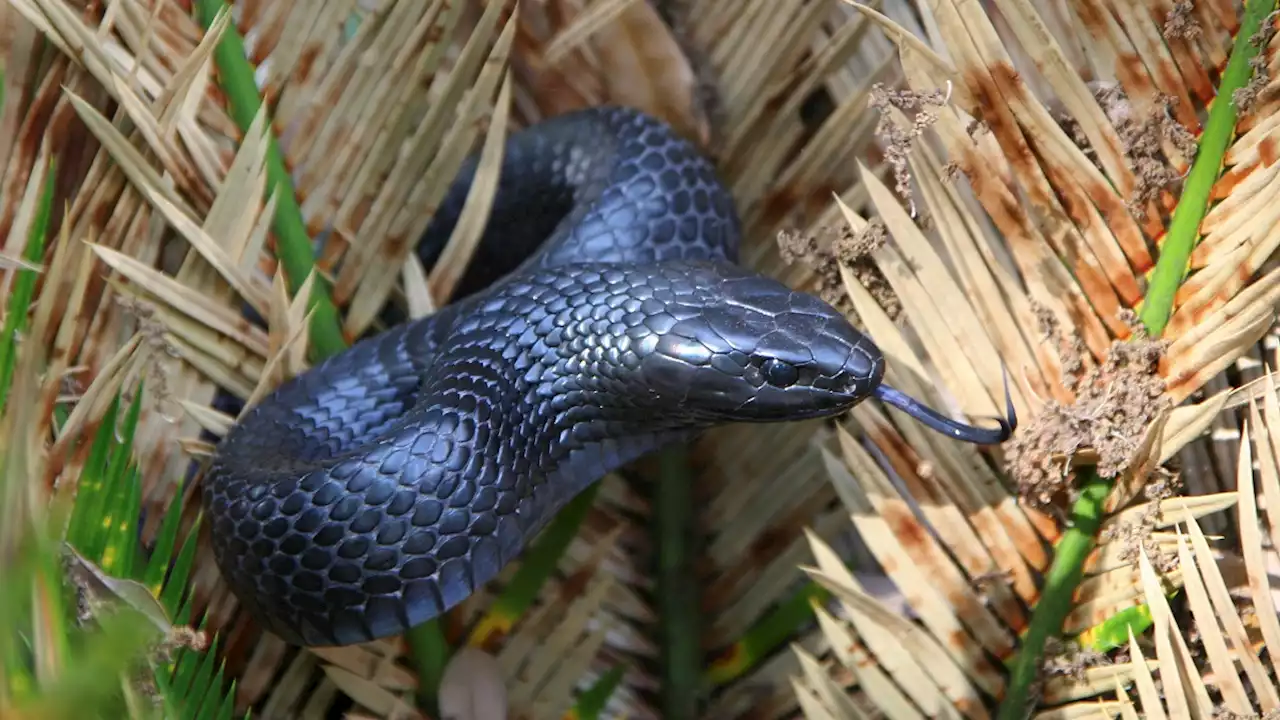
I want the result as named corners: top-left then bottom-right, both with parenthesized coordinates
top-left (777, 219), bottom-right (900, 325)
top-left (1162, 1), bottom-right (1202, 40)
top-left (1040, 637), bottom-right (1112, 684)
top-left (1004, 307), bottom-right (1170, 509)
top-left (114, 295), bottom-right (181, 421)
top-left (1096, 85), bottom-right (1197, 221)
top-left (869, 83), bottom-right (950, 218)
top-left (1021, 637), bottom-right (1114, 712)
top-left (1101, 473), bottom-right (1182, 572)
top-left (1233, 11), bottom-right (1279, 115)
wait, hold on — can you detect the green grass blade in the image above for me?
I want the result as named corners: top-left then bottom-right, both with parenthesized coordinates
top-left (171, 636), bottom-right (217, 707)
top-left (407, 620), bottom-right (450, 714)
top-left (90, 384), bottom-right (143, 565)
top-left (65, 393), bottom-right (121, 551)
top-left (1077, 603), bottom-right (1156, 652)
top-left (143, 483), bottom-right (187, 595)
top-left (160, 515), bottom-right (202, 619)
top-left (183, 645), bottom-right (220, 719)
top-left (565, 665), bottom-right (625, 720)
top-left (193, 663), bottom-right (226, 720)
top-left (9, 605), bottom-right (162, 719)
top-left (0, 156), bottom-right (56, 415)
top-left (654, 446), bottom-right (699, 718)
top-left (30, 533), bottom-right (72, 691)
top-left (994, 3), bottom-right (1278, 716)
top-left (704, 581), bottom-right (831, 687)
top-left (2, 518), bottom-right (58, 703)
top-left (213, 679), bottom-right (237, 720)
top-left (152, 659), bottom-right (182, 719)
top-left (100, 464), bottom-right (143, 578)
top-left (192, 0), bottom-right (346, 360)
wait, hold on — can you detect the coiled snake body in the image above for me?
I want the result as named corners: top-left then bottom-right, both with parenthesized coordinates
top-left (204, 106), bottom-right (1014, 647)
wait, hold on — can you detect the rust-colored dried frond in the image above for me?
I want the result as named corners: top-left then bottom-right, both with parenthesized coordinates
top-left (779, 0), bottom-right (1280, 717)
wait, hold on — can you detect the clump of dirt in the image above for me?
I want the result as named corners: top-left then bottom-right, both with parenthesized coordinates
top-left (1096, 85), bottom-right (1197, 222)
top-left (1162, 0), bottom-right (1201, 39)
top-left (1022, 637), bottom-right (1113, 708)
top-left (777, 220), bottom-right (901, 325)
top-left (1004, 306), bottom-right (1170, 509)
top-left (1101, 473), bottom-right (1182, 573)
top-left (869, 83), bottom-right (950, 218)
top-left (1234, 12), bottom-right (1279, 115)
top-left (1041, 637), bottom-right (1112, 683)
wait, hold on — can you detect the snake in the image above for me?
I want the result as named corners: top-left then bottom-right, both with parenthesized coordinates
top-left (203, 106), bottom-right (1016, 648)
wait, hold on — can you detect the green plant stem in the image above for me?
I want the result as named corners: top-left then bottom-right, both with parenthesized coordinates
top-left (995, 3), bottom-right (1276, 717)
top-left (193, 0), bottom-right (346, 360)
top-left (703, 581), bottom-right (831, 688)
top-left (999, 477), bottom-right (1109, 717)
top-left (1141, 9), bottom-right (1276, 338)
top-left (654, 446), bottom-right (699, 718)
top-left (407, 620), bottom-right (449, 714)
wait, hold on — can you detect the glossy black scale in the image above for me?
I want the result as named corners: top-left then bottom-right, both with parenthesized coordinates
top-left (204, 106), bottom-right (902, 647)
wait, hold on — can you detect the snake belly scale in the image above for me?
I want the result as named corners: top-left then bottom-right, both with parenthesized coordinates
top-left (203, 106), bottom-right (1013, 647)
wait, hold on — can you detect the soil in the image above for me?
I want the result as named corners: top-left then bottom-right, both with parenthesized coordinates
top-left (776, 219), bottom-right (899, 326)
top-left (1003, 307), bottom-right (1170, 510)
top-left (1094, 86), bottom-right (1197, 221)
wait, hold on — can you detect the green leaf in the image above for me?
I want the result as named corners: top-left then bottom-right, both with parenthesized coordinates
top-left (63, 545), bottom-right (173, 634)
top-left (213, 679), bottom-right (237, 720)
top-left (91, 385), bottom-right (144, 562)
top-left (9, 605), bottom-right (163, 719)
top-left (568, 665), bottom-right (626, 720)
top-left (100, 464), bottom-right (143, 578)
top-left (0, 155), bottom-right (56, 415)
top-left (170, 636), bottom-right (216, 707)
top-left (183, 643), bottom-right (220, 718)
top-left (65, 394), bottom-right (121, 552)
top-left (160, 515), bottom-right (201, 619)
top-left (193, 662), bottom-right (227, 720)
top-left (143, 483), bottom-right (187, 596)
top-left (704, 581), bottom-right (830, 687)
top-left (1077, 603), bottom-right (1157, 652)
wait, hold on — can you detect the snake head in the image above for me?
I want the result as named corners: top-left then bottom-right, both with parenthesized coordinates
top-left (633, 265), bottom-right (883, 423)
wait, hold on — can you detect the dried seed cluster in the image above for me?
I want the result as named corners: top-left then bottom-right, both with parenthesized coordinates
top-left (776, 220), bottom-right (899, 325)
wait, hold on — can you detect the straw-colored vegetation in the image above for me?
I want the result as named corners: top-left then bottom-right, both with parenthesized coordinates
top-left (2, 0), bottom-right (1280, 718)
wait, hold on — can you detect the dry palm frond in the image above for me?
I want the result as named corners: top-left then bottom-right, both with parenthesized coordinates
top-left (751, 0), bottom-right (1280, 718)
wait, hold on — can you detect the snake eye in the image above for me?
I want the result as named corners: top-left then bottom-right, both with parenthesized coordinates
top-left (761, 358), bottom-right (799, 388)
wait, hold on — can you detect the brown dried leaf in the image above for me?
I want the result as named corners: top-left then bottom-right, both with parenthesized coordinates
top-left (590, 0), bottom-right (708, 147)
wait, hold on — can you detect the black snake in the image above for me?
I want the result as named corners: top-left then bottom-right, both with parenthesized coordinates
top-left (203, 106), bottom-right (1015, 647)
